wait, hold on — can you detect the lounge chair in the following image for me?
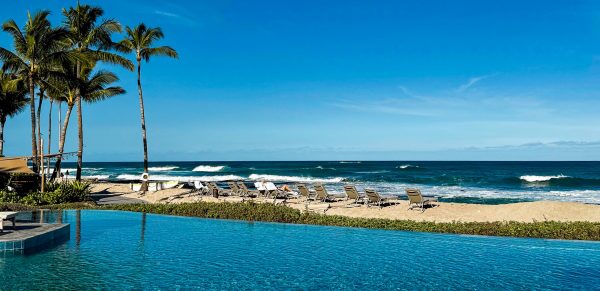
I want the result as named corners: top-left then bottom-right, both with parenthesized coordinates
top-left (314, 184), bottom-right (341, 202)
top-left (227, 181), bottom-right (242, 196)
top-left (206, 182), bottom-right (232, 197)
top-left (264, 182), bottom-right (281, 198)
top-left (297, 183), bottom-right (317, 202)
top-left (0, 211), bottom-right (17, 232)
top-left (406, 188), bottom-right (438, 212)
top-left (365, 189), bottom-right (399, 208)
top-left (344, 185), bottom-right (366, 205)
top-left (193, 181), bottom-right (209, 195)
top-left (254, 182), bottom-right (268, 196)
top-left (237, 181), bottom-right (259, 198)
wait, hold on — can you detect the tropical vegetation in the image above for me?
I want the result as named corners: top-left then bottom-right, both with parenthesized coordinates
top-left (1, 201), bottom-right (599, 241)
top-left (0, 180), bottom-right (91, 205)
top-left (0, 3), bottom-right (176, 194)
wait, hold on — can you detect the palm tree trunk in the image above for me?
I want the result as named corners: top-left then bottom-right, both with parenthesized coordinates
top-left (37, 88), bottom-right (44, 168)
top-left (0, 118), bottom-right (5, 157)
top-left (47, 99), bottom-right (52, 171)
top-left (51, 104), bottom-right (73, 180)
top-left (137, 58), bottom-right (149, 191)
top-left (76, 59), bottom-right (83, 181)
top-left (76, 94), bottom-right (83, 181)
top-left (28, 71), bottom-right (38, 173)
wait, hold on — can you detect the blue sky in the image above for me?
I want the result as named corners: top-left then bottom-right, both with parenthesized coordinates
top-left (1, 0), bottom-right (600, 161)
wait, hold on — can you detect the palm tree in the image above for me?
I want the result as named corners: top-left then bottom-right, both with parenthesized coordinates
top-left (63, 3), bottom-right (133, 180)
top-left (118, 23), bottom-right (177, 190)
top-left (46, 62), bottom-right (77, 180)
top-left (48, 62), bottom-right (125, 180)
top-left (0, 71), bottom-right (27, 156)
top-left (0, 11), bottom-right (70, 172)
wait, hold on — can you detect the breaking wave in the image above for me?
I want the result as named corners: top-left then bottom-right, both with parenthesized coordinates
top-left (192, 165), bottom-right (225, 172)
top-left (148, 166), bottom-right (179, 171)
top-left (116, 174), bottom-right (242, 182)
top-left (248, 174), bottom-right (344, 183)
top-left (520, 175), bottom-right (569, 182)
top-left (397, 164), bottom-right (418, 169)
top-left (82, 175), bottom-right (110, 180)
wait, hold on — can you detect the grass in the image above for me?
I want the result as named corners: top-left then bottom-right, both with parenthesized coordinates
top-left (2, 201), bottom-right (599, 241)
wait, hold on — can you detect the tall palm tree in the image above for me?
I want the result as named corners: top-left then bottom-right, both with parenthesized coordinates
top-left (0, 11), bottom-right (70, 172)
top-left (118, 23), bottom-right (177, 190)
top-left (46, 62), bottom-right (77, 180)
top-left (63, 3), bottom-right (133, 180)
top-left (48, 62), bottom-right (125, 180)
top-left (0, 71), bottom-right (27, 156)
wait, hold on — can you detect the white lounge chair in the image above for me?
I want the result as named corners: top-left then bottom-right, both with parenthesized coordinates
top-left (0, 211), bottom-right (17, 232)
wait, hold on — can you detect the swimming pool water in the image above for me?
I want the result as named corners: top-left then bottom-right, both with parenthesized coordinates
top-left (1, 210), bottom-right (599, 289)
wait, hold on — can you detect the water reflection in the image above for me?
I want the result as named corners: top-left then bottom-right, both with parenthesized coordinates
top-left (75, 210), bottom-right (81, 247)
top-left (140, 212), bottom-right (146, 242)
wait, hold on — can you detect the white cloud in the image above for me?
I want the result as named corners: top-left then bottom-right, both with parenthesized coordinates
top-left (155, 10), bottom-right (182, 18)
top-left (456, 74), bottom-right (493, 93)
top-left (154, 10), bottom-right (198, 26)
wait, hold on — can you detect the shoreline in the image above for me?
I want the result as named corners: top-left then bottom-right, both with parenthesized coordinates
top-left (89, 182), bottom-right (600, 223)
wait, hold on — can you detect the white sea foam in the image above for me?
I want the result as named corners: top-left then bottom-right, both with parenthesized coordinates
top-left (82, 175), bottom-right (110, 180)
top-left (116, 174), bottom-right (242, 182)
top-left (316, 166), bottom-right (324, 169)
top-left (248, 174), bottom-right (344, 183)
top-left (355, 171), bottom-right (389, 174)
top-left (339, 161), bottom-right (361, 164)
top-left (520, 175), bottom-right (569, 182)
top-left (349, 181), bottom-right (600, 204)
top-left (397, 164), bottom-right (418, 169)
top-left (148, 166), bottom-right (179, 171)
top-left (192, 165), bottom-right (225, 172)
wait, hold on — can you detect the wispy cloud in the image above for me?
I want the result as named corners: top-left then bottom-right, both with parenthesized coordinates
top-left (330, 80), bottom-right (557, 120)
top-left (154, 10), bottom-right (198, 26)
top-left (331, 98), bottom-right (437, 117)
top-left (155, 10), bottom-right (182, 18)
top-left (455, 74), bottom-right (493, 93)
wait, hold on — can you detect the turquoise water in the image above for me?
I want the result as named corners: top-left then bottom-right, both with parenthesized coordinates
top-left (2, 210), bottom-right (599, 289)
top-left (61, 161), bottom-right (600, 204)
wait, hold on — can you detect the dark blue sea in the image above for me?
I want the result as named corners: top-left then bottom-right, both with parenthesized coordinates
top-left (59, 161), bottom-right (600, 204)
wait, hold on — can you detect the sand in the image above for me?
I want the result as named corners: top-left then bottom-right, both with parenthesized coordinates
top-left (89, 182), bottom-right (600, 223)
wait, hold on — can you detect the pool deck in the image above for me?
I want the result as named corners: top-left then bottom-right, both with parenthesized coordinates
top-left (0, 223), bottom-right (70, 254)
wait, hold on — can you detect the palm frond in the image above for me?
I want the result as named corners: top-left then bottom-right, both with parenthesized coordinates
top-left (85, 86), bottom-right (125, 102)
top-left (87, 50), bottom-right (134, 71)
top-left (141, 46), bottom-right (178, 62)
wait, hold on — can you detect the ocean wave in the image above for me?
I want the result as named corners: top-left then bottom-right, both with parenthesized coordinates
top-left (397, 164), bottom-right (418, 169)
top-left (347, 181), bottom-right (600, 204)
top-left (248, 174), bottom-right (344, 183)
top-left (192, 165), bottom-right (225, 172)
top-left (82, 175), bottom-right (110, 180)
top-left (520, 175), bottom-right (569, 182)
top-left (116, 174), bottom-right (242, 182)
top-left (148, 166), bottom-right (179, 171)
top-left (339, 161), bottom-right (361, 164)
top-left (355, 171), bottom-right (390, 174)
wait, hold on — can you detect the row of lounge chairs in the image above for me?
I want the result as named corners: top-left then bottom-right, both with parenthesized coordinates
top-left (191, 181), bottom-right (438, 211)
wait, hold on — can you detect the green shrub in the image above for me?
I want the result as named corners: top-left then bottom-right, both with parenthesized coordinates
top-left (0, 201), bottom-right (599, 241)
top-left (13, 180), bottom-right (92, 206)
top-left (19, 191), bottom-right (46, 206)
top-left (0, 190), bottom-right (23, 203)
top-left (56, 180), bottom-right (91, 203)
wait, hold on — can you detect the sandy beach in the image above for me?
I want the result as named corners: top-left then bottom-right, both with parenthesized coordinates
top-left (89, 182), bottom-right (600, 223)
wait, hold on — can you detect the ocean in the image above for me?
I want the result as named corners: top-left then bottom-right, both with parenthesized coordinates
top-left (57, 161), bottom-right (600, 204)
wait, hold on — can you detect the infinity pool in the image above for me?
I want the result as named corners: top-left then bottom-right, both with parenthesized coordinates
top-left (1, 210), bottom-right (599, 289)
